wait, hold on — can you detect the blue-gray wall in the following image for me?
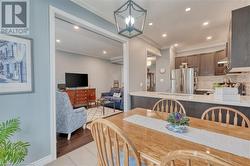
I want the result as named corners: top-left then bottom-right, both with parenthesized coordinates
top-left (0, 0), bottom-right (116, 163)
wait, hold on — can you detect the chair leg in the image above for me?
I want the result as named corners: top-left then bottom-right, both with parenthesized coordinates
top-left (67, 133), bottom-right (71, 140)
top-left (83, 124), bottom-right (86, 130)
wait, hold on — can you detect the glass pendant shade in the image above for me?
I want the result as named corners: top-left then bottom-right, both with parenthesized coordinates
top-left (114, 0), bottom-right (147, 38)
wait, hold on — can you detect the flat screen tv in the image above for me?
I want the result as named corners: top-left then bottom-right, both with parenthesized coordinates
top-left (65, 73), bottom-right (88, 88)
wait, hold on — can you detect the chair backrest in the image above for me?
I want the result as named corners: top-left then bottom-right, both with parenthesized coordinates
top-left (152, 99), bottom-right (186, 115)
top-left (91, 119), bottom-right (140, 166)
top-left (56, 91), bottom-right (73, 116)
top-left (201, 106), bottom-right (250, 127)
top-left (161, 150), bottom-right (234, 166)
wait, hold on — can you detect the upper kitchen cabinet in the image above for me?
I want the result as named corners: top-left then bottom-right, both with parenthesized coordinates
top-left (175, 56), bottom-right (187, 69)
top-left (199, 53), bottom-right (215, 76)
top-left (231, 5), bottom-right (250, 71)
top-left (187, 55), bottom-right (199, 68)
top-left (215, 50), bottom-right (227, 75)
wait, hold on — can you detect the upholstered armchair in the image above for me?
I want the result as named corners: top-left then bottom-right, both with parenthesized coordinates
top-left (56, 91), bottom-right (87, 140)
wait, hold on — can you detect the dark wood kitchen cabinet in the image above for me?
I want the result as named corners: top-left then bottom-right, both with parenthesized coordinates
top-left (175, 56), bottom-right (187, 69)
top-left (187, 55), bottom-right (199, 68)
top-left (199, 53), bottom-right (215, 76)
top-left (231, 5), bottom-right (250, 69)
top-left (215, 50), bottom-right (227, 75)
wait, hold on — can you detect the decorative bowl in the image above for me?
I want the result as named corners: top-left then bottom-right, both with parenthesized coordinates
top-left (166, 124), bottom-right (188, 133)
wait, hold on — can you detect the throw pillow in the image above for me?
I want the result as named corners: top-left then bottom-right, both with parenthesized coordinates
top-left (113, 92), bottom-right (121, 98)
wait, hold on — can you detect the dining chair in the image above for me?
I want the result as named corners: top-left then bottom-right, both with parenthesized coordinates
top-left (160, 150), bottom-right (234, 166)
top-left (152, 99), bottom-right (186, 114)
top-left (91, 118), bottom-right (141, 166)
top-left (201, 106), bottom-right (250, 127)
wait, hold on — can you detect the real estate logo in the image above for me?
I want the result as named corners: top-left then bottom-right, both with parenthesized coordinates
top-left (0, 0), bottom-right (30, 35)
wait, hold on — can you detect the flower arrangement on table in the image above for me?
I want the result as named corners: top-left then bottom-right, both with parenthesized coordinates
top-left (166, 112), bottom-right (190, 133)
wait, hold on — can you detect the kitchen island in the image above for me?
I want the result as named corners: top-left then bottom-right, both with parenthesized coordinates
top-left (130, 91), bottom-right (250, 119)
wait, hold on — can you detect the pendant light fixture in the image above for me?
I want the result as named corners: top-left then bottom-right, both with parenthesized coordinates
top-left (114, 0), bottom-right (147, 38)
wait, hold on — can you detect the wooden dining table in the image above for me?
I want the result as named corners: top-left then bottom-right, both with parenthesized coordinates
top-left (106, 108), bottom-right (250, 166)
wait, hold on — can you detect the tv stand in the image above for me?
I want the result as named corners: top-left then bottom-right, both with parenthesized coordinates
top-left (66, 88), bottom-right (96, 108)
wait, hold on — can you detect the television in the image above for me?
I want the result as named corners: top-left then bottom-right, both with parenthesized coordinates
top-left (65, 73), bottom-right (88, 88)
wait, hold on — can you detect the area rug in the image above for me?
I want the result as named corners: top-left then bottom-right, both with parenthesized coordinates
top-left (86, 106), bottom-right (122, 124)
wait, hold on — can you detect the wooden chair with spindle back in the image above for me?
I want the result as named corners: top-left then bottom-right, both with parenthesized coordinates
top-left (152, 99), bottom-right (186, 115)
top-left (160, 150), bottom-right (234, 166)
top-left (91, 119), bottom-right (141, 166)
top-left (201, 106), bottom-right (250, 127)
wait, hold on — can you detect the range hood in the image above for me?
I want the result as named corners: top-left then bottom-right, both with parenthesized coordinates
top-left (217, 57), bottom-right (250, 74)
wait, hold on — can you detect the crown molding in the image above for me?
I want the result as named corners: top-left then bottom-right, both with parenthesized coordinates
top-left (176, 42), bottom-right (226, 57)
top-left (70, 0), bottom-right (114, 23)
top-left (110, 56), bottom-right (123, 64)
top-left (138, 35), bottom-right (161, 49)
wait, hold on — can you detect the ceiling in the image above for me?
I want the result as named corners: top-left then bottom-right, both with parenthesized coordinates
top-left (72, 0), bottom-right (250, 50)
top-left (55, 18), bottom-right (123, 60)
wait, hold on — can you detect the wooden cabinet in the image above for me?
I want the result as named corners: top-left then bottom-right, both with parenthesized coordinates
top-left (174, 50), bottom-right (227, 76)
top-left (88, 88), bottom-right (96, 102)
top-left (187, 55), bottom-right (199, 68)
top-left (231, 5), bottom-right (250, 69)
top-left (214, 50), bottom-right (227, 75)
top-left (175, 56), bottom-right (187, 69)
top-left (199, 53), bottom-right (215, 76)
top-left (66, 88), bottom-right (96, 107)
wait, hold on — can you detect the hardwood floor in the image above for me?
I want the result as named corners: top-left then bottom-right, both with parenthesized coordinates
top-left (57, 128), bottom-right (93, 157)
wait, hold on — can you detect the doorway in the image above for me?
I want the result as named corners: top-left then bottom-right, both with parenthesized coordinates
top-left (146, 51), bottom-right (157, 92)
top-left (49, 6), bottom-right (129, 160)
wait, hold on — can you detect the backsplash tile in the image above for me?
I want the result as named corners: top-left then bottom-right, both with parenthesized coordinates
top-left (197, 73), bottom-right (250, 96)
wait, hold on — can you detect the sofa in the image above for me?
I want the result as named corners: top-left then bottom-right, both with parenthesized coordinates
top-left (101, 88), bottom-right (124, 110)
top-left (56, 91), bottom-right (87, 140)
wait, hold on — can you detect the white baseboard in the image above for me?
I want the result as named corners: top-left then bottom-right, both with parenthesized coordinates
top-left (32, 154), bottom-right (54, 166)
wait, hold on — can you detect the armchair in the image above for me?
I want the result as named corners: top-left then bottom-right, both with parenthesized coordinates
top-left (56, 91), bottom-right (87, 140)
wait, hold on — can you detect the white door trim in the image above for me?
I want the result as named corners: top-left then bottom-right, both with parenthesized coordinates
top-left (49, 5), bottom-right (129, 163)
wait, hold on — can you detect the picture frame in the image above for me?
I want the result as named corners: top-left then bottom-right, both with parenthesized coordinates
top-left (0, 34), bottom-right (32, 94)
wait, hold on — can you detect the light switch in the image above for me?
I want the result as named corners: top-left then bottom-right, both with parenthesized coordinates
top-left (140, 82), bottom-right (143, 87)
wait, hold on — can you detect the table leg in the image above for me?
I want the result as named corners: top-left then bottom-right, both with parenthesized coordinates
top-left (102, 105), bottom-right (105, 115)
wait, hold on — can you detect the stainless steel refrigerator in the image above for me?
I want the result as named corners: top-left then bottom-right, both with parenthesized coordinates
top-left (171, 68), bottom-right (195, 94)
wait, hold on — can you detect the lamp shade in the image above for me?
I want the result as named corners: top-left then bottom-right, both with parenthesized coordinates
top-left (114, 0), bottom-right (147, 38)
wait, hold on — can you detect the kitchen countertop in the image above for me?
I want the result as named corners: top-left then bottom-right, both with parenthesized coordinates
top-left (130, 91), bottom-right (250, 107)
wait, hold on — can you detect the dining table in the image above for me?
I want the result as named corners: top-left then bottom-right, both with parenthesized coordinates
top-left (106, 108), bottom-right (250, 166)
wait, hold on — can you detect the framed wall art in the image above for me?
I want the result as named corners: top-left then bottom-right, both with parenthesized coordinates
top-left (0, 35), bottom-right (32, 94)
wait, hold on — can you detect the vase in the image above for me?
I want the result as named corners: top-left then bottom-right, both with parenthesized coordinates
top-left (166, 124), bottom-right (188, 133)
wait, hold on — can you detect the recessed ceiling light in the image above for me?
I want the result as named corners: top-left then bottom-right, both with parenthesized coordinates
top-left (148, 22), bottom-right (153, 26)
top-left (162, 33), bottom-right (167, 38)
top-left (103, 50), bottom-right (107, 54)
top-left (185, 7), bottom-right (191, 12)
top-left (174, 43), bottom-right (179, 47)
top-left (206, 36), bottom-right (212, 40)
top-left (56, 39), bottom-right (61, 43)
top-left (203, 21), bottom-right (209, 26)
top-left (74, 25), bottom-right (79, 29)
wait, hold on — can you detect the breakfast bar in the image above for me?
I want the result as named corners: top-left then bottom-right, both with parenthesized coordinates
top-left (130, 91), bottom-right (250, 119)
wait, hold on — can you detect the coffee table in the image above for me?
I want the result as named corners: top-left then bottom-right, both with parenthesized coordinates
top-left (96, 98), bottom-right (115, 115)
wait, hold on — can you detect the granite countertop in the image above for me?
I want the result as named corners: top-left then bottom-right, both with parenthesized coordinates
top-left (130, 91), bottom-right (250, 107)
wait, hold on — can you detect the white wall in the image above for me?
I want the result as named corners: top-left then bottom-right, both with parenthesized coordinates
top-left (129, 38), bottom-right (161, 92)
top-left (56, 50), bottom-right (122, 98)
top-left (156, 48), bottom-right (172, 92)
